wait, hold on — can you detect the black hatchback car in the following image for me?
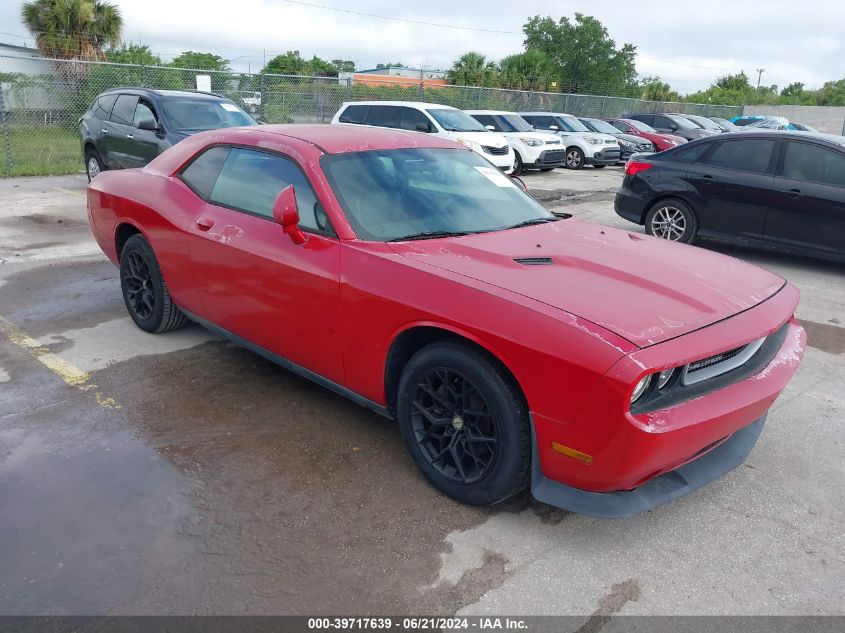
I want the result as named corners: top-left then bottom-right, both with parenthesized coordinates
top-left (79, 88), bottom-right (257, 180)
top-left (615, 131), bottom-right (845, 262)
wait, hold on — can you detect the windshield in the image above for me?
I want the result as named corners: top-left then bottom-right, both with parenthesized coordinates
top-left (322, 148), bottom-right (554, 241)
top-left (583, 118), bottom-right (619, 134)
top-left (626, 119), bottom-right (657, 133)
top-left (686, 115), bottom-right (722, 130)
top-left (163, 99), bottom-right (256, 132)
top-left (712, 118), bottom-right (739, 131)
top-left (666, 114), bottom-right (698, 130)
top-left (557, 115), bottom-right (590, 132)
top-left (485, 114), bottom-right (534, 133)
top-left (427, 109), bottom-right (487, 132)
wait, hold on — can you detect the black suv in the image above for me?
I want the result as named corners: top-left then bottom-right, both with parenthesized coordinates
top-left (80, 88), bottom-right (257, 180)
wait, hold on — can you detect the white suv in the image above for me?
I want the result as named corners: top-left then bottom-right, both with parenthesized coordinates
top-left (465, 110), bottom-right (566, 175)
top-left (520, 112), bottom-right (621, 169)
top-left (331, 101), bottom-right (514, 173)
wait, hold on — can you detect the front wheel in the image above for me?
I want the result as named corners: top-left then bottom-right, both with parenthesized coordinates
top-left (120, 234), bottom-right (187, 333)
top-left (512, 152), bottom-right (524, 175)
top-left (396, 341), bottom-right (531, 506)
top-left (644, 199), bottom-right (698, 243)
top-left (565, 147), bottom-right (585, 170)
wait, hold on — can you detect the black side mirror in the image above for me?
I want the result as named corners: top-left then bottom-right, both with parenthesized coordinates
top-left (138, 118), bottom-right (158, 131)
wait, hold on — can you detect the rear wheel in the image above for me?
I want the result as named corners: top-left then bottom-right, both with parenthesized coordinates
top-left (120, 234), bottom-right (187, 333)
top-left (565, 147), bottom-right (585, 170)
top-left (396, 341), bottom-right (530, 506)
top-left (85, 147), bottom-right (104, 181)
top-left (645, 199), bottom-right (698, 244)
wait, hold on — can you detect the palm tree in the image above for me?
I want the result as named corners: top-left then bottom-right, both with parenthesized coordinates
top-left (21, 0), bottom-right (122, 62)
top-left (447, 52), bottom-right (497, 87)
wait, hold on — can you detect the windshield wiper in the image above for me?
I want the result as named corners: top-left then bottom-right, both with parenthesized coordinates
top-left (387, 230), bottom-right (474, 242)
top-left (506, 217), bottom-right (560, 230)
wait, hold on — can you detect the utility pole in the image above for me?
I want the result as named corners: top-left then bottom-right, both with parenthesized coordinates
top-left (756, 68), bottom-right (765, 93)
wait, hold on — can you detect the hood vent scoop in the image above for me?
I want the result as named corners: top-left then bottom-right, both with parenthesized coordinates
top-left (513, 256), bottom-right (553, 266)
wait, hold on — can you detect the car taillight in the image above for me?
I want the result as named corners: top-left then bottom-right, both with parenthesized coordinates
top-left (625, 161), bottom-right (653, 176)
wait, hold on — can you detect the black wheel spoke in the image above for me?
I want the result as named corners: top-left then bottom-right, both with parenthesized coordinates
top-left (122, 249), bottom-right (156, 320)
top-left (410, 367), bottom-right (499, 484)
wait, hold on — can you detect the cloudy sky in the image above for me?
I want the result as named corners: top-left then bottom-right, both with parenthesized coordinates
top-left (2, 0), bottom-right (842, 92)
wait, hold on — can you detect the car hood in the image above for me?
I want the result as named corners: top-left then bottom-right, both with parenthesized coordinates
top-left (653, 132), bottom-right (686, 145)
top-left (502, 130), bottom-right (562, 144)
top-left (388, 220), bottom-right (785, 348)
top-left (615, 133), bottom-right (652, 146)
top-left (450, 131), bottom-right (509, 148)
top-left (557, 130), bottom-right (616, 143)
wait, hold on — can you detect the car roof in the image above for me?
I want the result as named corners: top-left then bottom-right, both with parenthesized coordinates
top-left (245, 124), bottom-right (464, 154)
top-left (679, 130), bottom-right (845, 149)
top-left (519, 111), bottom-right (573, 117)
top-left (464, 109), bottom-right (519, 116)
top-left (340, 101), bottom-right (456, 110)
top-left (100, 87), bottom-right (228, 101)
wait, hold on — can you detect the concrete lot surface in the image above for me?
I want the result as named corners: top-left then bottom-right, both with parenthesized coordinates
top-left (0, 168), bottom-right (843, 616)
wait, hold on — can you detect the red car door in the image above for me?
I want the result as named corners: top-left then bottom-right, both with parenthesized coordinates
top-left (179, 145), bottom-right (344, 384)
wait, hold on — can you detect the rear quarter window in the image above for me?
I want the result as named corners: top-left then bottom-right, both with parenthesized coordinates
top-left (180, 146), bottom-right (230, 199)
top-left (339, 104), bottom-right (368, 124)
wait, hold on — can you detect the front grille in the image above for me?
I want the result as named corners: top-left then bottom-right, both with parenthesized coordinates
top-left (541, 150), bottom-right (566, 162)
top-left (682, 336), bottom-right (767, 386)
top-left (545, 140), bottom-right (559, 145)
top-left (513, 257), bottom-right (553, 265)
top-left (483, 145), bottom-right (509, 155)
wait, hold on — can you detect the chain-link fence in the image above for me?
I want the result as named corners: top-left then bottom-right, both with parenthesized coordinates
top-left (0, 54), bottom-right (742, 177)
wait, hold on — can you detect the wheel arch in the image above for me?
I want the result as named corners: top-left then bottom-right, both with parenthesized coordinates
top-left (114, 221), bottom-right (145, 259)
top-left (383, 324), bottom-right (528, 416)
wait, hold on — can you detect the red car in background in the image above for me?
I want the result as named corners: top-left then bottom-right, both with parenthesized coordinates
top-left (606, 118), bottom-right (688, 151)
top-left (86, 124), bottom-right (805, 517)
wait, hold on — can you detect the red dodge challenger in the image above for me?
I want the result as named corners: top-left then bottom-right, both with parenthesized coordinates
top-left (86, 124), bottom-right (806, 517)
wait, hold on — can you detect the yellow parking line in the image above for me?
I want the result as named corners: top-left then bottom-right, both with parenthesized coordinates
top-left (0, 315), bottom-right (119, 409)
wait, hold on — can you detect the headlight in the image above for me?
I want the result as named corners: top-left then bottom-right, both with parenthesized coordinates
top-left (620, 140), bottom-right (634, 148)
top-left (657, 368), bottom-right (675, 389)
top-left (630, 375), bottom-right (652, 403)
top-left (519, 137), bottom-right (544, 147)
top-left (586, 137), bottom-right (603, 145)
top-left (457, 138), bottom-right (482, 152)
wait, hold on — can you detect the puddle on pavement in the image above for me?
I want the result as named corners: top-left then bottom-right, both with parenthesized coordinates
top-left (0, 427), bottom-right (202, 614)
top-left (801, 320), bottom-right (845, 355)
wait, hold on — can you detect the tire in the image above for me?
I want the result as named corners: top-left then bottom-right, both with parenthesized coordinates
top-left (120, 234), bottom-right (187, 333)
top-left (593, 164), bottom-right (606, 169)
top-left (512, 152), bottom-right (524, 175)
top-left (564, 147), bottom-right (585, 170)
top-left (396, 341), bottom-right (531, 506)
top-left (85, 147), bottom-right (105, 182)
top-left (644, 198), bottom-right (698, 244)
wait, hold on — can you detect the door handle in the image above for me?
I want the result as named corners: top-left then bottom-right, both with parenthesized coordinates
top-left (196, 217), bottom-right (214, 231)
top-left (701, 174), bottom-right (714, 185)
top-left (788, 188), bottom-right (802, 198)
top-left (126, 133), bottom-right (134, 139)
top-left (101, 128), bottom-right (109, 134)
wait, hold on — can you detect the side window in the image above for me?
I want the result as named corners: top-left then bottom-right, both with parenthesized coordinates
top-left (365, 105), bottom-right (401, 128)
top-left (132, 101), bottom-right (158, 128)
top-left (783, 142), bottom-right (845, 188)
top-left (526, 115), bottom-right (557, 130)
top-left (701, 139), bottom-right (775, 174)
top-left (339, 104), bottom-right (368, 124)
top-left (180, 146), bottom-right (230, 199)
top-left (93, 94), bottom-right (117, 119)
top-left (399, 107), bottom-right (432, 132)
top-left (653, 115), bottom-right (673, 129)
top-left (110, 94), bottom-right (139, 125)
top-left (673, 142), bottom-right (711, 163)
top-left (609, 120), bottom-right (627, 132)
top-left (209, 148), bottom-right (328, 233)
top-left (634, 115), bottom-right (654, 126)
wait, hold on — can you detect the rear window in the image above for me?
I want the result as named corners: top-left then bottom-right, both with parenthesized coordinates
top-left (339, 104), bottom-right (368, 124)
top-left (92, 94), bottom-right (117, 119)
top-left (700, 139), bottom-right (776, 174)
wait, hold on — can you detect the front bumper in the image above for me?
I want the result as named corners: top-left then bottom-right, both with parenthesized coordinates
top-left (533, 148), bottom-right (567, 168)
top-left (585, 147), bottom-right (621, 165)
top-left (531, 415), bottom-right (766, 518)
top-left (529, 286), bottom-right (805, 516)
